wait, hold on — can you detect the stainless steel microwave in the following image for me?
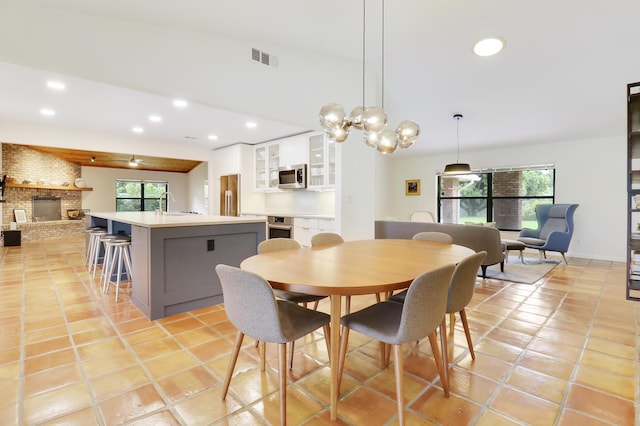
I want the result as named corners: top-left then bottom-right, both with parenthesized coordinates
top-left (278, 164), bottom-right (307, 189)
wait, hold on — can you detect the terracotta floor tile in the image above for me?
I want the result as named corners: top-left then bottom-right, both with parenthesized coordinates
top-left (125, 410), bottom-right (183, 426)
top-left (565, 383), bottom-right (635, 425)
top-left (89, 365), bottom-right (151, 401)
top-left (297, 367), bottom-right (359, 405)
top-left (506, 365), bottom-right (567, 403)
top-left (518, 349), bottom-right (575, 380)
top-left (188, 338), bottom-right (233, 362)
top-left (256, 385), bottom-right (325, 425)
top-left (490, 386), bottom-right (559, 426)
top-left (338, 386), bottom-right (398, 425)
top-left (585, 336), bottom-right (636, 360)
top-left (474, 338), bottom-right (523, 363)
top-left (410, 386), bottom-right (483, 425)
top-left (144, 350), bottom-right (200, 379)
top-left (161, 317), bottom-right (206, 335)
top-left (173, 386), bottom-right (244, 425)
top-left (474, 409), bottom-right (522, 426)
top-left (98, 384), bottom-right (166, 424)
top-left (573, 364), bottom-right (635, 400)
top-left (156, 366), bottom-right (218, 403)
top-left (81, 350), bottom-right (138, 379)
top-left (24, 364), bottom-right (83, 397)
top-left (75, 337), bottom-right (126, 360)
top-left (122, 326), bottom-right (169, 347)
top-left (173, 326), bottom-right (220, 347)
top-left (23, 382), bottom-right (92, 425)
top-left (130, 336), bottom-right (182, 361)
top-left (447, 367), bottom-right (498, 404)
top-left (579, 349), bottom-right (635, 377)
top-left (557, 408), bottom-right (613, 426)
top-left (23, 348), bottom-right (77, 375)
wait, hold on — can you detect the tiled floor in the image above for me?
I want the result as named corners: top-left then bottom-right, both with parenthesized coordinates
top-left (0, 235), bottom-right (638, 425)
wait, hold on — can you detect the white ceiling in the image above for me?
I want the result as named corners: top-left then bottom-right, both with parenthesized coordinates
top-left (1, 0), bottom-right (639, 160)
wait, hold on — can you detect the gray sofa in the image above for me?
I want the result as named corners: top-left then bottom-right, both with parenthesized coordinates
top-left (374, 220), bottom-right (505, 278)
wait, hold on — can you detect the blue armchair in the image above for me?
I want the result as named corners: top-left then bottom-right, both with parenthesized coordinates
top-left (518, 204), bottom-right (579, 264)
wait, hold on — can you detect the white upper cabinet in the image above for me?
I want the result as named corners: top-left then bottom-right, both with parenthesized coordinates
top-left (254, 142), bottom-right (281, 191)
top-left (307, 132), bottom-right (336, 189)
top-left (279, 134), bottom-right (307, 166)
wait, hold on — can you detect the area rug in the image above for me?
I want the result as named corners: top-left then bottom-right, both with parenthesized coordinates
top-left (479, 256), bottom-right (560, 284)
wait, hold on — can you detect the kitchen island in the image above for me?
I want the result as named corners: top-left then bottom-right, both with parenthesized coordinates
top-left (89, 212), bottom-right (266, 320)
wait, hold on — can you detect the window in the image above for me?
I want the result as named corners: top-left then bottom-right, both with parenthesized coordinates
top-left (437, 166), bottom-right (555, 231)
top-left (116, 180), bottom-right (168, 212)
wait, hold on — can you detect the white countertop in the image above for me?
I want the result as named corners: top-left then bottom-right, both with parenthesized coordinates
top-left (242, 212), bottom-right (335, 220)
top-left (90, 212), bottom-right (267, 228)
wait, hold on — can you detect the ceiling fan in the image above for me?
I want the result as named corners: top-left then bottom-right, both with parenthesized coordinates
top-left (127, 155), bottom-right (144, 167)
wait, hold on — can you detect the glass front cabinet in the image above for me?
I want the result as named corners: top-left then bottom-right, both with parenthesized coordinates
top-left (627, 82), bottom-right (640, 300)
top-left (254, 143), bottom-right (281, 191)
top-left (307, 133), bottom-right (336, 189)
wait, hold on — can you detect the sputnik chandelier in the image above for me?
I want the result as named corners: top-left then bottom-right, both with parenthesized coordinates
top-left (318, 0), bottom-right (419, 154)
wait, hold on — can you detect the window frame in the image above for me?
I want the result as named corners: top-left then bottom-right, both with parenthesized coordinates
top-left (437, 166), bottom-right (555, 231)
top-left (115, 180), bottom-right (169, 212)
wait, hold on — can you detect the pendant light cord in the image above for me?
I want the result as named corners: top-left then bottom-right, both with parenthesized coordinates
top-left (381, 0), bottom-right (385, 108)
top-left (362, 0), bottom-right (366, 109)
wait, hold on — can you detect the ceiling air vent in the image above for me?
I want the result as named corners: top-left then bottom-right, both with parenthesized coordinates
top-left (251, 48), bottom-right (279, 68)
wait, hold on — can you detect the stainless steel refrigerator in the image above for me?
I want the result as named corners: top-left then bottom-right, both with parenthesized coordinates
top-left (220, 174), bottom-right (240, 216)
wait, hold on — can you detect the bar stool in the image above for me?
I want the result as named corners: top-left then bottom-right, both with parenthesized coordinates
top-left (103, 239), bottom-right (133, 301)
top-left (87, 229), bottom-right (110, 276)
top-left (85, 227), bottom-right (105, 263)
top-left (100, 235), bottom-right (130, 289)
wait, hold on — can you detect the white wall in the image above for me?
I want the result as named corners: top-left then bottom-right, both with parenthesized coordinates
top-left (187, 162), bottom-right (208, 214)
top-left (81, 166), bottom-right (189, 212)
top-left (378, 135), bottom-right (626, 261)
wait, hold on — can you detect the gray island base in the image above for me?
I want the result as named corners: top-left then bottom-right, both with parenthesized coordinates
top-left (89, 212), bottom-right (266, 320)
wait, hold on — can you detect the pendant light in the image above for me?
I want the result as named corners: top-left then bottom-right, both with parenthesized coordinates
top-left (318, 0), bottom-right (419, 154)
top-left (444, 114), bottom-right (471, 173)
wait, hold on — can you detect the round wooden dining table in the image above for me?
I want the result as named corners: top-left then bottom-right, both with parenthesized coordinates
top-left (240, 238), bottom-right (474, 420)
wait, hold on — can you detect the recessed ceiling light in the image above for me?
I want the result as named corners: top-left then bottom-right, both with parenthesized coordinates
top-left (46, 81), bottom-right (66, 90)
top-left (132, 126), bottom-right (144, 133)
top-left (246, 121), bottom-right (257, 129)
top-left (208, 134), bottom-right (218, 141)
top-left (173, 99), bottom-right (188, 108)
top-left (149, 115), bottom-right (162, 122)
top-left (473, 37), bottom-right (505, 57)
top-left (40, 108), bottom-right (55, 116)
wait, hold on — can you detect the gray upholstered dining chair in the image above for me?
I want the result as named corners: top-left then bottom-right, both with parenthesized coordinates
top-left (412, 231), bottom-right (454, 243)
top-left (338, 264), bottom-right (456, 425)
top-left (257, 238), bottom-right (327, 369)
top-left (389, 252), bottom-right (486, 375)
top-left (216, 264), bottom-right (330, 426)
top-left (310, 232), bottom-right (344, 246)
top-left (409, 210), bottom-right (436, 222)
top-left (258, 238), bottom-right (327, 309)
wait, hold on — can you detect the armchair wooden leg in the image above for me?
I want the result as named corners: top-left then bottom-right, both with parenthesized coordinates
top-left (393, 344), bottom-right (405, 426)
top-left (561, 252), bottom-right (568, 264)
top-left (480, 265), bottom-right (488, 279)
top-left (259, 341), bottom-right (266, 371)
top-left (223, 332), bottom-right (244, 400)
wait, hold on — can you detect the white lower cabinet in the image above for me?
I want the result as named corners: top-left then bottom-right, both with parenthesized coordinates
top-left (294, 217), bottom-right (335, 247)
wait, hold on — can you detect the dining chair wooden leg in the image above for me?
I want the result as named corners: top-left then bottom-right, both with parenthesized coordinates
top-left (278, 342), bottom-right (287, 426)
top-left (375, 293), bottom-right (381, 303)
top-left (379, 342), bottom-right (387, 369)
top-left (449, 312), bottom-right (455, 335)
top-left (312, 300), bottom-right (320, 310)
top-left (440, 319), bottom-right (449, 378)
top-left (459, 309), bottom-right (475, 360)
top-left (222, 331), bottom-right (244, 400)
top-left (259, 341), bottom-right (266, 371)
top-left (288, 340), bottom-right (295, 370)
top-left (393, 344), bottom-right (405, 426)
top-left (338, 327), bottom-right (350, 391)
top-left (428, 332), bottom-right (449, 397)
top-left (323, 324), bottom-right (331, 360)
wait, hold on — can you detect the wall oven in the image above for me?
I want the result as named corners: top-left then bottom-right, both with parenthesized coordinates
top-left (267, 216), bottom-right (294, 239)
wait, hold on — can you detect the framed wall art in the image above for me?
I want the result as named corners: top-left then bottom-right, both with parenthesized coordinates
top-left (405, 179), bottom-right (420, 196)
top-left (14, 209), bottom-right (27, 223)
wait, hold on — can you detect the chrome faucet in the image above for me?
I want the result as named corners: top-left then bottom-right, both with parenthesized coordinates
top-left (157, 191), bottom-right (175, 215)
